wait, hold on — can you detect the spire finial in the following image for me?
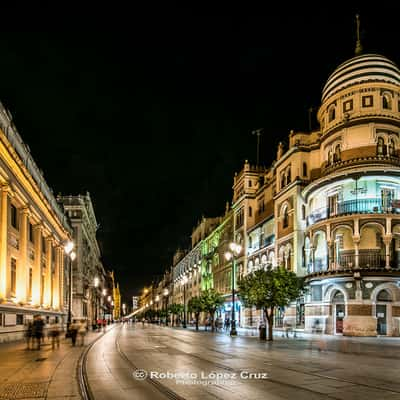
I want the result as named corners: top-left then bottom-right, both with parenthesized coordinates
top-left (355, 14), bottom-right (363, 56)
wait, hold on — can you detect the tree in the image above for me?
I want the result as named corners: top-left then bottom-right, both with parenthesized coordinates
top-left (238, 267), bottom-right (305, 341)
top-left (187, 296), bottom-right (204, 331)
top-left (200, 289), bottom-right (224, 332)
top-left (168, 303), bottom-right (183, 326)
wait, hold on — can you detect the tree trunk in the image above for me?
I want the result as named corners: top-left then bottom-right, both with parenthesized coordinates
top-left (211, 312), bottom-right (215, 332)
top-left (195, 314), bottom-right (199, 331)
top-left (266, 307), bottom-right (274, 341)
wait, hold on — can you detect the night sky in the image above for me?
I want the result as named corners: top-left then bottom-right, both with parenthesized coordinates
top-left (0, 7), bottom-right (399, 302)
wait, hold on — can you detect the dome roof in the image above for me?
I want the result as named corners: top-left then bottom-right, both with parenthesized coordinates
top-left (321, 53), bottom-right (400, 102)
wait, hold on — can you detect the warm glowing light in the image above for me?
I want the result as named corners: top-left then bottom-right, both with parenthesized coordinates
top-left (163, 289), bottom-right (169, 296)
top-left (107, 295), bottom-right (112, 302)
top-left (155, 295), bottom-right (160, 302)
top-left (94, 277), bottom-right (99, 287)
top-left (102, 289), bottom-right (107, 296)
top-left (181, 275), bottom-right (188, 285)
top-left (144, 288), bottom-right (148, 294)
top-left (150, 300), bottom-right (153, 305)
top-left (64, 241), bottom-right (74, 255)
top-left (70, 251), bottom-right (76, 261)
top-left (224, 252), bottom-right (232, 261)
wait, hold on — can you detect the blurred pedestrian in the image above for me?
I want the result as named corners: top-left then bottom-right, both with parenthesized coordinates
top-left (25, 320), bottom-right (33, 350)
top-left (69, 320), bottom-right (78, 346)
top-left (33, 315), bottom-right (44, 350)
top-left (50, 321), bottom-right (61, 349)
top-left (78, 319), bottom-right (87, 346)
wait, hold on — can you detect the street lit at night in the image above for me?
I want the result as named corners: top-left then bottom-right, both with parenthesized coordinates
top-left (0, 6), bottom-right (400, 400)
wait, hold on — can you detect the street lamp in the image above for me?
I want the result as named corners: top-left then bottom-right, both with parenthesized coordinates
top-left (122, 303), bottom-right (126, 316)
top-left (163, 288), bottom-right (169, 326)
top-left (64, 240), bottom-right (75, 333)
top-left (225, 242), bottom-right (242, 336)
top-left (181, 275), bottom-right (188, 328)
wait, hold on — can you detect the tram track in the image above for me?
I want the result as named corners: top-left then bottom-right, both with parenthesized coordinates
top-left (81, 325), bottom-right (400, 399)
top-left (146, 327), bottom-right (400, 397)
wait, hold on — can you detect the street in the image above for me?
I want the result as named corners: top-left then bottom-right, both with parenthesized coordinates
top-left (84, 323), bottom-right (400, 400)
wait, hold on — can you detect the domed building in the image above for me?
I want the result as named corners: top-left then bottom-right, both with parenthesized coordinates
top-left (232, 41), bottom-right (400, 336)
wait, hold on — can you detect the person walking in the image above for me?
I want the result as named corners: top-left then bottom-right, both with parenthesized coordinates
top-left (78, 319), bottom-right (87, 346)
top-left (25, 320), bottom-right (33, 350)
top-left (33, 315), bottom-right (44, 350)
top-left (69, 320), bottom-right (78, 346)
top-left (50, 321), bottom-right (61, 349)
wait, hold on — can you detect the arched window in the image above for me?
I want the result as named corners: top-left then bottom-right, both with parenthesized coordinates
top-left (327, 150), bottom-right (332, 165)
top-left (333, 144), bottom-right (341, 162)
top-left (280, 173), bottom-right (285, 189)
top-left (377, 137), bottom-right (386, 155)
top-left (248, 206), bottom-right (252, 217)
top-left (328, 106), bottom-right (336, 122)
top-left (332, 290), bottom-right (345, 303)
top-left (389, 138), bottom-right (395, 156)
top-left (302, 162), bottom-right (307, 177)
top-left (286, 168), bottom-right (291, 185)
top-left (301, 205), bottom-right (306, 220)
top-left (282, 205), bottom-right (289, 228)
top-left (377, 289), bottom-right (392, 302)
top-left (382, 93), bottom-right (392, 110)
top-left (248, 236), bottom-right (252, 248)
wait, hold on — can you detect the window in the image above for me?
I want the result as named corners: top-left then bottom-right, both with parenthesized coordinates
top-left (282, 206), bottom-right (289, 228)
top-left (249, 236), bottom-right (252, 249)
top-left (328, 106), bottom-right (336, 122)
top-left (302, 162), bottom-right (307, 177)
top-left (280, 173), bottom-right (285, 189)
top-left (333, 144), bottom-right (341, 162)
top-left (343, 99), bottom-right (353, 112)
top-left (248, 206), bottom-right (252, 217)
top-left (301, 205), bottom-right (306, 220)
top-left (327, 150), bottom-right (332, 165)
top-left (286, 168), bottom-right (291, 185)
top-left (28, 223), bottom-right (34, 243)
top-left (389, 138), bottom-right (395, 156)
top-left (382, 93), bottom-right (392, 110)
top-left (10, 258), bottom-right (16, 296)
top-left (16, 314), bottom-right (23, 325)
top-left (377, 289), bottom-right (392, 302)
top-left (377, 137), bottom-right (386, 155)
top-left (248, 180), bottom-right (252, 187)
top-left (10, 205), bottom-right (18, 229)
top-left (42, 236), bottom-right (46, 253)
top-left (362, 95), bottom-right (373, 107)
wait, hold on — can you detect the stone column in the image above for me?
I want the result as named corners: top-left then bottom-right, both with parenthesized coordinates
top-left (310, 246), bottom-right (315, 273)
top-left (58, 247), bottom-right (65, 311)
top-left (53, 245), bottom-right (60, 310)
top-left (0, 184), bottom-right (10, 299)
top-left (383, 235), bottom-right (392, 269)
top-left (353, 236), bottom-right (360, 269)
top-left (44, 237), bottom-right (53, 306)
top-left (327, 241), bottom-right (333, 270)
top-left (16, 207), bottom-right (29, 303)
top-left (32, 224), bottom-right (42, 306)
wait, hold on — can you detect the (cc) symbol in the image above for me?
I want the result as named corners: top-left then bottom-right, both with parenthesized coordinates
top-left (133, 369), bottom-right (148, 380)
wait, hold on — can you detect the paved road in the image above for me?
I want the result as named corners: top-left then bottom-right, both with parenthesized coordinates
top-left (85, 323), bottom-right (400, 400)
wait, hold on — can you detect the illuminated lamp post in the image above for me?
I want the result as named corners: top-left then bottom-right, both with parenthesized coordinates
top-left (224, 242), bottom-right (242, 336)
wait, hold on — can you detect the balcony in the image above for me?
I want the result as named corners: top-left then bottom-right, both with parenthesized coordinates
top-left (307, 198), bottom-right (400, 226)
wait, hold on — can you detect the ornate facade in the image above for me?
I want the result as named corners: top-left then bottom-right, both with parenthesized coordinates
top-left (58, 193), bottom-right (105, 323)
top-left (0, 103), bottom-right (72, 341)
top-left (233, 51), bottom-right (400, 336)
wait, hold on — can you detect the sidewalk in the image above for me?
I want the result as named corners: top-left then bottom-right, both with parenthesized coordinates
top-left (0, 325), bottom-right (114, 400)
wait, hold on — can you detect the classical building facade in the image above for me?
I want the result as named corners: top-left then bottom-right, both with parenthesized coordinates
top-left (58, 193), bottom-right (105, 323)
top-left (231, 50), bottom-right (400, 336)
top-left (0, 103), bottom-right (72, 341)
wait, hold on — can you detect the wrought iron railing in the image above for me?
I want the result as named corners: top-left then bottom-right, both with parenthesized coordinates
top-left (307, 198), bottom-right (400, 225)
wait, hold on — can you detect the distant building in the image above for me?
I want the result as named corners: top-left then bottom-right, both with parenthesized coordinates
top-left (132, 296), bottom-right (139, 310)
top-left (58, 193), bottom-right (105, 323)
